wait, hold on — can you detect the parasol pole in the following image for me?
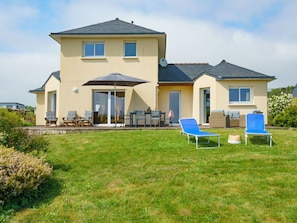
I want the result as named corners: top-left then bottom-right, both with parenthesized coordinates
top-left (114, 82), bottom-right (117, 127)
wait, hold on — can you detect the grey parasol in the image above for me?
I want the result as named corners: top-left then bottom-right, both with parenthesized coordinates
top-left (83, 72), bottom-right (149, 126)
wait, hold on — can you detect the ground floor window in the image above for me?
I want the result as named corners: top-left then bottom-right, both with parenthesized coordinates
top-left (93, 91), bottom-right (125, 125)
top-left (229, 87), bottom-right (251, 103)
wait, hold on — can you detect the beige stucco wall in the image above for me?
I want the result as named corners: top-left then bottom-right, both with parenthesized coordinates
top-left (52, 37), bottom-right (160, 124)
top-left (216, 80), bottom-right (269, 123)
top-left (194, 74), bottom-right (269, 124)
top-left (35, 93), bottom-right (45, 125)
top-left (34, 75), bottom-right (60, 125)
top-left (158, 85), bottom-right (193, 121)
top-left (44, 75), bottom-right (61, 124)
top-left (193, 74), bottom-right (217, 124)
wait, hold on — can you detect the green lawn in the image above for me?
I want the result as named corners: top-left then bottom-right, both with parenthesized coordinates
top-left (4, 128), bottom-right (297, 222)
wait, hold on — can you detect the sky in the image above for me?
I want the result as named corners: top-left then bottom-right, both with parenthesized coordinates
top-left (1, 0), bottom-right (297, 106)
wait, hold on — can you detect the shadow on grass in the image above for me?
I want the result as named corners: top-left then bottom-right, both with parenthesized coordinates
top-left (187, 137), bottom-right (220, 148)
top-left (249, 135), bottom-right (273, 146)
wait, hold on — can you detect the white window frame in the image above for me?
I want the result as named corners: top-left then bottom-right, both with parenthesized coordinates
top-left (124, 42), bottom-right (137, 57)
top-left (83, 42), bottom-right (105, 57)
top-left (229, 87), bottom-right (252, 104)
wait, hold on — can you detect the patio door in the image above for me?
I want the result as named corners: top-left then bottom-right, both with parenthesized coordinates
top-left (201, 88), bottom-right (210, 124)
top-left (93, 91), bottom-right (125, 126)
top-left (48, 91), bottom-right (56, 113)
top-left (169, 91), bottom-right (180, 124)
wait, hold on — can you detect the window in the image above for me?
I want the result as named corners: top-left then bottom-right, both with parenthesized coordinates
top-left (124, 42), bottom-right (136, 57)
top-left (229, 87), bottom-right (251, 103)
top-left (84, 43), bottom-right (104, 57)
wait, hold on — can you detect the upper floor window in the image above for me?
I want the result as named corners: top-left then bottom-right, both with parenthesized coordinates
top-left (124, 42), bottom-right (136, 57)
top-left (229, 87), bottom-right (251, 103)
top-left (84, 43), bottom-right (104, 57)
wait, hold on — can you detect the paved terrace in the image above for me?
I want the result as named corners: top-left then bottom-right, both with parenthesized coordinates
top-left (24, 125), bottom-right (182, 135)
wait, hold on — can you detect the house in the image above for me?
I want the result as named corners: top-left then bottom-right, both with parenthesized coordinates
top-left (0, 102), bottom-right (25, 110)
top-left (30, 18), bottom-right (275, 126)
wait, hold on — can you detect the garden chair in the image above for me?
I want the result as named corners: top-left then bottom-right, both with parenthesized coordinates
top-left (63, 111), bottom-right (77, 126)
top-left (81, 111), bottom-right (93, 126)
top-left (45, 111), bottom-right (57, 126)
top-left (135, 110), bottom-right (146, 127)
top-left (179, 118), bottom-right (220, 149)
top-left (150, 110), bottom-right (160, 127)
top-left (209, 110), bottom-right (230, 128)
top-left (245, 114), bottom-right (272, 147)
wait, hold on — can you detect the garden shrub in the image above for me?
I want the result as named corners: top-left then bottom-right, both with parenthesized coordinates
top-left (2, 128), bottom-right (49, 154)
top-left (0, 108), bottom-right (48, 154)
top-left (272, 99), bottom-right (297, 127)
top-left (268, 92), bottom-right (293, 124)
top-left (0, 109), bottom-right (23, 133)
top-left (0, 146), bottom-right (52, 205)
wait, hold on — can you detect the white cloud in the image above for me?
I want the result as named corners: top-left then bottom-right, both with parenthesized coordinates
top-left (0, 52), bottom-right (59, 106)
top-left (1, 0), bottom-right (297, 106)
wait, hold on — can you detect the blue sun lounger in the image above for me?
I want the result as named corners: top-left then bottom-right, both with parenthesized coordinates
top-left (245, 114), bottom-right (272, 147)
top-left (179, 118), bottom-right (220, 149)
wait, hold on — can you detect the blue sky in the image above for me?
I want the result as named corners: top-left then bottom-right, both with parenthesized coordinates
top-left (1, 0), bottom-right (297, 106)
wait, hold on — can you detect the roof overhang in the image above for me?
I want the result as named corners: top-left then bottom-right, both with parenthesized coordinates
top-left (158, 82), bottom-right (193, 86)
top-left (216, 77), bottom-right (276, 82)
top-left (29, 88), bottom-right (45, 94)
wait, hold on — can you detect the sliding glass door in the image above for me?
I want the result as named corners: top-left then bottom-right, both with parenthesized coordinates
top-left (93, 91), bottom-right (125, 126)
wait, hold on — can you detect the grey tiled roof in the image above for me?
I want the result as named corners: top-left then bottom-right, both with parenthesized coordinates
top-left (158, 63), bottom-right (213, 82)
top-left (29, 71), bottom-right (60, 93)
top-left (158, 60), bottom-right (275, 83)
top-left (51, 18), bottom-right (164, 35)
top-left (208, 60), bottom-right (275, 80)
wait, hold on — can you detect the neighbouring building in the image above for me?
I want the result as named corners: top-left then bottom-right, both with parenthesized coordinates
top-left (0, 102), bottom-right (25, 110)
top-left (30, 18), bottom-right (275, 126)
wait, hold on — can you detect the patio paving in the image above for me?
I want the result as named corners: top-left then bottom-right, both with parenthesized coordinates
top-left (24, 125), bottom-right (181, 135)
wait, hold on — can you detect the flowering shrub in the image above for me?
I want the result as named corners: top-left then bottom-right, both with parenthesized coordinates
top-left (268, 92), bottom-right (293, 124)
top-left (0, 146), bottom-right (52, 205)
top-left (272, 98), bottom-right (297, 127)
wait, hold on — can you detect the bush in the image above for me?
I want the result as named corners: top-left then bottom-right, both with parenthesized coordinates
top-left (268, 92), bottom-right (293, 124)
top-left (0, 108), bottom-right (48, 154)
top-left (0, 146), bottom-right (52, 206)
top-left (0, 109), bottom-right (23, 133)
top-left (272, 99), bottom-right (297, 127)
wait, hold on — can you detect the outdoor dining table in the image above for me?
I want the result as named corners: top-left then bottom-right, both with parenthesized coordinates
top-left (129, 111), bottom-right (166, 127)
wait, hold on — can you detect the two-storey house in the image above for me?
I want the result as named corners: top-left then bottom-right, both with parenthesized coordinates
top-left (30, 18), bottom-right (275, 126)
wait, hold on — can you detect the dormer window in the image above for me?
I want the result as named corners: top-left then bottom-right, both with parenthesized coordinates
top-left (124, 42), bottom-right (136, 57)
top-left (83, 43), bottom-right (104, 57)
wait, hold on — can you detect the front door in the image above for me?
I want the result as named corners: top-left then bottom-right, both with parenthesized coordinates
top-left (169, 91), bottom-right (180, 124)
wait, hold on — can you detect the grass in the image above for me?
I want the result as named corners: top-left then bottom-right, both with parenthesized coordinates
top-left (3, 128), bottom-right (297, 222)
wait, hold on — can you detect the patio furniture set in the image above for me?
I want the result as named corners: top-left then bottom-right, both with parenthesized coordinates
top-left (45, 110), bottom-right (167, 127)
top-left (45, 111), bottom-right (93, 127)
top-left (209, 110), bottom-right (263, 128)
top-left (129, 110), bottom-right (166, 127)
